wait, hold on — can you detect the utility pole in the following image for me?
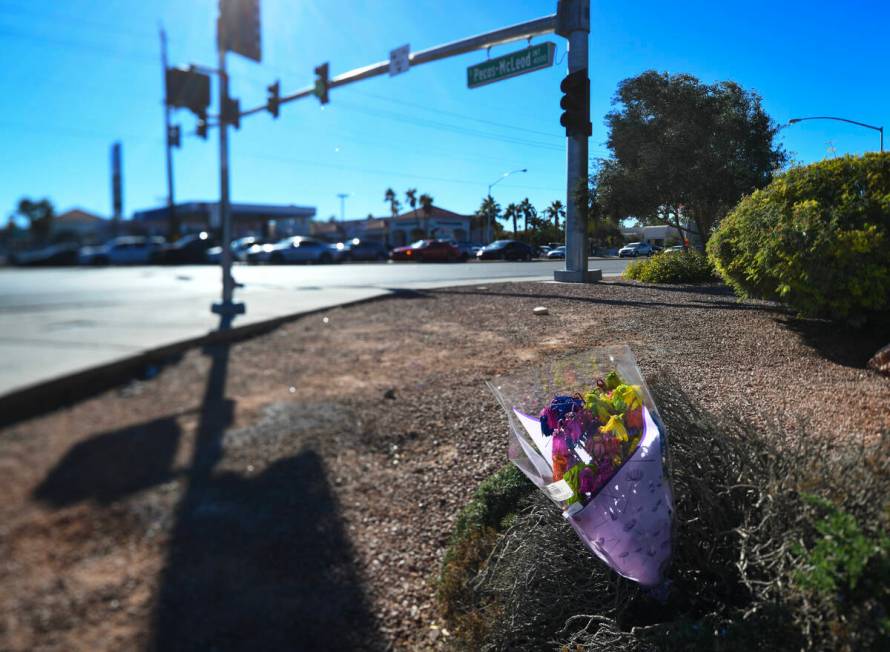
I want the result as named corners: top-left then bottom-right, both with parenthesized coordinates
top-left (160, 27), bottom-right (178, 240)
top-left (337, 193), bottom-right (349, 221)
top-left (211, 25), bottom-right (243, 323)
top-left (554, 0), bottom-right (597, 282)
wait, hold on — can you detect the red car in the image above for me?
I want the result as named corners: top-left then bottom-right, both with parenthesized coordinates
top-left (389, 239), bottom-right (461, 262)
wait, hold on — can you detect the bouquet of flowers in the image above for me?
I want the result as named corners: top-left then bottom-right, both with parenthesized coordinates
top-left (488, 346), bottom-right (673, 587)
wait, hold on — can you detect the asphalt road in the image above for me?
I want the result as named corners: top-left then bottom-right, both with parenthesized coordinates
top-left (0, 258), bottom-right (630, 397)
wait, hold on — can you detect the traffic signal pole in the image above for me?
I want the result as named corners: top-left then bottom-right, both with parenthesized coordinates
top-left (211, 38), bottom-right (243, 323)
top-left (554, 0), bottom-right (596, 283)
top-left (159, 27), bottom-right (178, 241)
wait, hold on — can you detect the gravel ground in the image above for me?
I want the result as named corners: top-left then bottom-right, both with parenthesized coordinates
top-left (0, 280), bottom-right (887, 651)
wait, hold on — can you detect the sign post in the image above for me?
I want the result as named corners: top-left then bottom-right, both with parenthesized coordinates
top-left (466, 42), bottom-right (555, 89)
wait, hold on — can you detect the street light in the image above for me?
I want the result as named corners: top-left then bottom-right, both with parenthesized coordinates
top-left (486, 168), bottom-right (527, 243)
top-left (788, 116), bottom-right (884, 153)
top-left (337, 193), bottom-right (349, 221)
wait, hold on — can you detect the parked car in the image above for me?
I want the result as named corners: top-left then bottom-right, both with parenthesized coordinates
top-left (444, 241), bottom-right (482, 261)
top-left (205, 236), bottom-right (262, 264)
top-left (336, 238), bottom-right (389, 262)
top-left (151, 232), bottom-right (218, 264)
top-left (476, 239), bottom-right (535, 261)
top-left (79, 236), bottom-right (165, 265)
top-left (664, 245), bottom-right (687, 253)
top-left (249, 236), bottom-right (341, 264)
top-left (390, 239), bottom-right (461, 262)
top-left (537, 245), bottom-right (552, 257)
top-left (11, 243), bottom-right (79, 266)
top-left (618, 241), bottom-right (656, 258)
top-left (546, 245), bottom-right (566, 259)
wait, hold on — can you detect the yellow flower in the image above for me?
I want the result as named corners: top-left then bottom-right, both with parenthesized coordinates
top-left (601, 414), bottom-right (628, 442)
top-left (616, 384), bottom-right (642, 411)
top-left (584, 392), bottom-right (612, 422)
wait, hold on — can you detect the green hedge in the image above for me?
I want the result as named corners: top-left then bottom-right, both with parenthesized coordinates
top-left (623, 249), bottom-right (716, 283)
top-left (707, 153), bottom-right (890, 321)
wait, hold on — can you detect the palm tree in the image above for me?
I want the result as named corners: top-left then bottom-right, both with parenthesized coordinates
top-left (405, 188), bottom-right (418, 217)
top-left (384, 188), bottom-right (400, 217)
top-left (518, 198), bottom-right (537, 234)
top-left (544, 200), bottom-right (565, 230)
top-left (504, 202), bottom-right (519, 235)
top-left (419, 193), bottom-right (434, 236)
top-left (476, 195), bottom-right (501, 242)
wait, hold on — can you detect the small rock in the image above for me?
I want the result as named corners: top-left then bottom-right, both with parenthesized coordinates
top-left (868, 343), bottom-right (890, 376)
top-left (533, 306), bottom-right (549, 316)
top-left (383, 388), bottom-right (397, 400)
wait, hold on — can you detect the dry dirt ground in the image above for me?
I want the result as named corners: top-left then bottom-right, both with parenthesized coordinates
top-left (1, 280), bottom-right (887, 651)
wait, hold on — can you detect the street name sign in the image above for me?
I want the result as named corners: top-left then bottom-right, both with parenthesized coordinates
top-left (389, 44), bottom-right (410, 76)
top-left (467, 42), bottom-right (555, 89)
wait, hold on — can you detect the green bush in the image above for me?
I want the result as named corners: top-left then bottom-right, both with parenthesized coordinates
top-left (707, 153), bottom-right (890, 322)
top-left (623, 249), bottom-right (716, 283)
top-left (437, 463), bottom-right (534, 637)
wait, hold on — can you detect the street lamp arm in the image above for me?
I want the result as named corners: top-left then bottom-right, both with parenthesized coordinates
top-left (487, 168), bottom-right (528, 194)
top-left (789, 116), bottom-right (883, 132)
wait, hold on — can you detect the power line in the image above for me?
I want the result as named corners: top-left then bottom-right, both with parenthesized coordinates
top-left (348, 88), bottom-right (564, 139)
top-left (333, 99), bottom-right (565, 152)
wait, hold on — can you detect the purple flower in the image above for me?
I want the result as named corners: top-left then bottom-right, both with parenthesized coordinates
top-left (552, 432), bottom-right (570, 458)
top-left (564, 416), bottom-right (583, 444)
top-left (579, 466), bottom-right (596, 494)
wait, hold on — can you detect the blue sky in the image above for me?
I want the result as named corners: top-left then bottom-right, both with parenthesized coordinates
top-left (1, 0), bottom-right (888, 226)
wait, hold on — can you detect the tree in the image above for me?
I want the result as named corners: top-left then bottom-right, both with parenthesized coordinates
top-left (543, 200), bottom-right (565, 230)
top-left (405, 188), bottom-right (417, 217)
top-left (15, 197), bottom-right (55, 243)
top-left (503, 202), bottom-right (520, 235)
top-left (518, 198), bottom-right (537, 234)
top-left (419, 193), bottom-right (434, 236)
top-left (595, 70), bottom-right (786, 247)
top-left (475, 195), bottom-right (501, 242)
top-left (384, 188), bottom-right (401, 218)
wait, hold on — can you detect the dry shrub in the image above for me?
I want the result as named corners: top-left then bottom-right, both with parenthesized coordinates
top-left (439, 374), bottom-right (890, 651)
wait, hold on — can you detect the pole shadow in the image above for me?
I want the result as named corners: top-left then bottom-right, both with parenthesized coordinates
top-left (150, 338), bottom-right (383, 651)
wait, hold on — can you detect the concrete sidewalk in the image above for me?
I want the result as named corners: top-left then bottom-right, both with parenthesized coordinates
top-left (0, 261), bottom-right (619, 401)
top-left (0, 284), bottom-right (389, 398)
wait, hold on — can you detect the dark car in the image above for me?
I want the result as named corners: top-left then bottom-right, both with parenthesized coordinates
top-left (476, 239), bottom-right (535, 261)
top-left (337, 238), bottom-right (389, 262)
top-left (152, 232), bottom-right (218, 264)
top-left (390, 239), bottom-right (461, 262)
top-left (11, 243), bottom-right (80, 266)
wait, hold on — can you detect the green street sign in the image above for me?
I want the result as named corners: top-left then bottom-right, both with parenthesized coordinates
top-left (467, 42), bottom-right (556, 89)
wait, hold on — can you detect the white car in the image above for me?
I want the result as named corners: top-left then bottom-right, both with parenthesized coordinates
top-left (546, 245), bottom-right (566, 259)
top-left (79, 236), bottom-right (164, 265)
top-left (247, 236), bottom-right (341, 264)
top-left (206, 236), bottom-right (261, 263)
top-left (618, 242), bottom-right (656, 258)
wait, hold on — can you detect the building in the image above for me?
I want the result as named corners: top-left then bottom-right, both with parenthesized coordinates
top-left (132, 201), bottom-right (316, 239)
top-left (50, 208), bottom-right (110, 243)
top-left (311, 206), bottom-right (478, 246)
top-left (620, 224), bottom-right (688, 248)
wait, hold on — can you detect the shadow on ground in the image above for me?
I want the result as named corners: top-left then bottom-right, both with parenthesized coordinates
top-left (33, 414), bottom-right (183, 506)
top-left (32, 335), bottom-right (383, 650)
top-left (150, 342), bottom-right (383, 651)
top-left (781, 317), bottom-right (888, 369)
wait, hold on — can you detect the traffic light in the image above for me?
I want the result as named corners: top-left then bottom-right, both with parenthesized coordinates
top-left (168, 124), bottom-right (181, 149)
top-left (218, 0), bottom-right (261, 62)
top-left (267, 80), bottom-right (280, 118)
top-left (221, 96), bottom-right (241, 129)
top-left (314, 63), bottom-right (329, 105)
top-left (196, 116), bottom-right (209, 140)
top-left (559, 70), bottom-right (591, 137)
top-left (165, 66), bottom-right (211, 116)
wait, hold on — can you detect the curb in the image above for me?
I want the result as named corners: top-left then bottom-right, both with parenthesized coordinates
top-left (0, 291), bottom-right (391, 428)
